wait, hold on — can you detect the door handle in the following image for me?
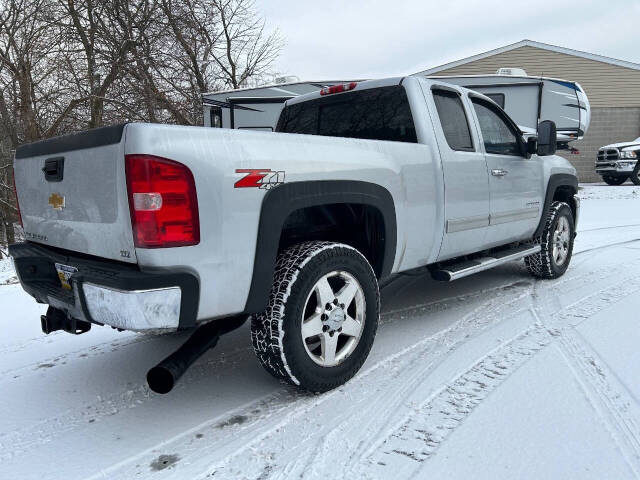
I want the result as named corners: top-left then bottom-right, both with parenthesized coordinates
top-left (491, 169), bottom-right (508, 177)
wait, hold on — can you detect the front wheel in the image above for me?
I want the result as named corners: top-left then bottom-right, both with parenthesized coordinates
top-left (602, 175), bottom-right (628, 186)
top-left (525, 201), bottom-right (575, 279)
top-left (251, 241), bottom-right (380, 392)
top-left (631, 163), bottom-right (640, 185)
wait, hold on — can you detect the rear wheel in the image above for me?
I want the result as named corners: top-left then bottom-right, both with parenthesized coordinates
top-left (602, 175), bottom-right (628, 186)
top-left (251, 241), bottom-right (379, 392)
top-left (525, 201), bottom-right (575, 279)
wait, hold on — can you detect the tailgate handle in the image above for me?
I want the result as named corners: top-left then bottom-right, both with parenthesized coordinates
top-left (42, 157), bottom-right (64, 182)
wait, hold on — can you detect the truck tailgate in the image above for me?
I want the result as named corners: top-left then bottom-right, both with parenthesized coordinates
top-left (13, 124), bottom-right (137, 263)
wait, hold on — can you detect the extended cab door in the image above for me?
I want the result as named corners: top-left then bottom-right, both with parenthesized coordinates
top-left (427, 87), bottom-right (490, 261)
top-left (469, 96), bottom-right (544, 245)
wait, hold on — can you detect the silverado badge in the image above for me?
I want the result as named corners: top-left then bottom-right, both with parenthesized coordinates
top-left (48, 192), bottom-right (65, 210)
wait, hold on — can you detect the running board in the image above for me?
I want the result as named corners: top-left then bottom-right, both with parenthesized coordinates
top-left (431, 245), bottom-right (541, 282)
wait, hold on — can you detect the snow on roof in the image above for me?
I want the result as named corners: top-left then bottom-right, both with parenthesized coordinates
top-left (415, 39), bottom-right (640, 76)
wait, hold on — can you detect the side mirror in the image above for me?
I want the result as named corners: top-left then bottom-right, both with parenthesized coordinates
top-left (525, 137), bottom-right (537, 158)
top-left (537, 120), bottom-right (557, 156)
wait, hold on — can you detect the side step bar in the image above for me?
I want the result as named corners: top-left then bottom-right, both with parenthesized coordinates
top-left (431, 244), bottom-right (541, 282)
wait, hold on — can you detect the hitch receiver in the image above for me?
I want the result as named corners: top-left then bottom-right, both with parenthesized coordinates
top-left (41, 306), bottom-right (91, 335)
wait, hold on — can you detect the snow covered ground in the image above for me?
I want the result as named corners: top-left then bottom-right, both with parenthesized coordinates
top-left (1, 183), bottom-right (639, 480)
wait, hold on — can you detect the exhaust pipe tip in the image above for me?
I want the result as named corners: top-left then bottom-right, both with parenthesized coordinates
top-left (147, 366), bottom-right (176, 394)
top-left (145, 316), bottom-right (248, 394)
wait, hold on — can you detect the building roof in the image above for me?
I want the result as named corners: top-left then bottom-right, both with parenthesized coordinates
top-left (415, 39), bottom-right (640, 76)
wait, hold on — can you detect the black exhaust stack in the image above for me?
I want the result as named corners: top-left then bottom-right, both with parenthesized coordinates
top-left (146, 316), bottom-right (247, 394)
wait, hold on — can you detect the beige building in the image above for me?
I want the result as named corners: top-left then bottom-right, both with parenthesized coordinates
top-left (416, 40), bottom-right (640, 182)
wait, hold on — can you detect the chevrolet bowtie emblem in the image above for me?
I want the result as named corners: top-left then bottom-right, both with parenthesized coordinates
top-left (48, 193), bottom-right (65, 210)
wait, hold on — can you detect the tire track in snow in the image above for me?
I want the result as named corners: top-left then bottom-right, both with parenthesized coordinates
top-left (366, 324), bottom-right (551, 474)
top-left (361, 271), bottom-right (640, 478)
top-left (534, 274), bottom-right (640, 479)
top-left (557, 331), bottom-right (640, 477)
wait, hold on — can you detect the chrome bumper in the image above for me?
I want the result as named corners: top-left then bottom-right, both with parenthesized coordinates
top-left (595, 160), bottom-right (637, 174)
top-left (9, 242), bottom-right (199, 332)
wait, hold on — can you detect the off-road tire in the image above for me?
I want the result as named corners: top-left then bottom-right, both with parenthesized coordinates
top-left (250, 241), bottom-right (380, 392)
top-left (631, 163), bottom-right (640, 186)
top-left (525, 201), bottom-right (575, 279)
top-left (602, 175), bottom-right (628, 186)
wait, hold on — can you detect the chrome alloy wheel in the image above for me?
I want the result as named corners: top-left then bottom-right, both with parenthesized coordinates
top-left (553, 216), bottom-right (571, 266)
top-left (301, 271), bottom-right (366, 367)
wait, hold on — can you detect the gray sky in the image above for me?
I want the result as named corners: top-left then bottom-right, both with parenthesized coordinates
top-left (256, 0), bottom-right (640, 80)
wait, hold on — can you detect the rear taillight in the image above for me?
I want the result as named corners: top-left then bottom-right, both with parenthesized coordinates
top-left (320, 82), bottom-right (358, 96)
top-left (12, 167), bottom-right (23, 228)
top-left (125, 154), bottom-right (200, 248)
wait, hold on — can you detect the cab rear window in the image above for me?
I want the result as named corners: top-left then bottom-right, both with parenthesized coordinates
top-left (276, 86), bottom-right (417, 143)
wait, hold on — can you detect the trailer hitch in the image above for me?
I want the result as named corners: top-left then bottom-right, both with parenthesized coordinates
top-left (41, 306), bottom-right (91, 335)
top-left (146, 316), bottom-right (248, 394)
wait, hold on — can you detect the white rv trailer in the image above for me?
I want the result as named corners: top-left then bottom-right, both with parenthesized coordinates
top-left (202, 70), bottom-right (590, 148)
top-left (202, 79), bottom-right (361, 131)
top-left (428, 69), bottom-right (591, 146)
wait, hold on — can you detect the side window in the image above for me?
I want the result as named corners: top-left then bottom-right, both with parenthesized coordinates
top-left (484, 93), bottom-right (505, 109)
top-left (432, 90), bottom-right (474, 151)
top-left (472, 100), bottom-right (521, 156)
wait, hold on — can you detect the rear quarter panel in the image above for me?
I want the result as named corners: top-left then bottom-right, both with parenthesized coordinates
top-left (125, 114), bottom-right (441, 321)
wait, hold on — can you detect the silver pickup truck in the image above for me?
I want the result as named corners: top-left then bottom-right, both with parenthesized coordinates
top-left (10, 76), bottom-right (580, 393)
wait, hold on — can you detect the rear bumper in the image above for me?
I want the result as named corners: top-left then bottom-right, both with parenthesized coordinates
top-left (9, 242), bottom-right (199, 332)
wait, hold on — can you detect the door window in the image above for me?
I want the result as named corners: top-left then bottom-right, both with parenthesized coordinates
top-left (472, 100), bottom-right (521, 156)
top-left (432, 90), bottom-right (474, 151)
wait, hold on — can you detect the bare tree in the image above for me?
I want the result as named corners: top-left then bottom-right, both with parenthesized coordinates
top-left (58, 0), bottom-right (136, 128)
top-left (210, 0), bottom-right (282, 90)
top-left (131, 0), bottom-right (283, 124)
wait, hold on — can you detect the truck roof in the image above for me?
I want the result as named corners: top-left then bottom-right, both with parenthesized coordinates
top-left (284, 77), bottom-right (407, 107)
top-left (283, 76), bottom-right (498, 110)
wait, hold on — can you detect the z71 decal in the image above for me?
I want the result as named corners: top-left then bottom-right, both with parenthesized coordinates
top-left (234, 169), bottom-right (285, 190)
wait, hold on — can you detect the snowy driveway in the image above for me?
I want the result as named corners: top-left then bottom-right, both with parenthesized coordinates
top-left (1, 184), bottom-right (640, 479)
